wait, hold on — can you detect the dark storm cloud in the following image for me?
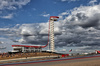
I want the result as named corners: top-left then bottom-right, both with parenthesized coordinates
top-left (18, 23), bottom-right (62, 45)
top-left (79, 13), bottom-right (100, 28)
top-left (21, 36), bottom-right (48, 45)
top-left (80, 46), bottom-right (100, 50)
top-left (0, 27), bottom-right (19, 37)
top-left (76, 13), bottom-right (87, 20)
top-left (60, 5), bottom-right (100, 48)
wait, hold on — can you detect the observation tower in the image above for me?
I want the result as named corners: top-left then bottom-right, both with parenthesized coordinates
top-left (12, 16), bottom-right (59, 53)
top-left (49, 16), bottom-right (59, 52)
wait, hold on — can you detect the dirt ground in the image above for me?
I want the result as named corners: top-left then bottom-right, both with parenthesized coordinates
top-left (49, 59), bottom-right (100, 66)
top-left (0, 52), bottom-right (59, 60)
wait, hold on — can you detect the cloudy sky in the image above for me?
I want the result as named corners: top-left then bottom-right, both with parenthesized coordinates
top-left (0, 0), bottom-right (100, 53)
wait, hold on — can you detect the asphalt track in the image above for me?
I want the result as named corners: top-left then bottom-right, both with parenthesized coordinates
top-left (1, 54), bottom-right (100, 66)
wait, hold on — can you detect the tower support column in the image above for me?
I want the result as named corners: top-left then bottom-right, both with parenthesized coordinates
top-left (50, 20), bottom-right (55, 52)
top-left (49, 16), bottom-right (59, 52)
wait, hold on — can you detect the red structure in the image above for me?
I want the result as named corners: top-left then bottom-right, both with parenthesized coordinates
top-left (12, 16), bottom-right (59, 53)
top-left (96, 50), bottom-right (100, 54)
top-left (62, 54), bottom-right (69, 57)
top-left (12, 44), bottom-right (47, 48)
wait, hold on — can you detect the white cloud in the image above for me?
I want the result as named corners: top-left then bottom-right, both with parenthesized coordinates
top-left (89, 0), bottom-right (97, 5)
top-left (62, 5), bottom-right (100, 26)
top-left (60, 12), bottom-right (68, 15)
top-left (58, 4), bottom-right (100, 47)
top-left (0, 0), bottom-right (31, 10)
top-left (1, 13), bottom-right (13, 19)
top-left (19, 24), bottom-right (38, 36)
top-left (42, 14), bottom-right (50, 17)
top-left (0, 0), bottom-right (31, 19)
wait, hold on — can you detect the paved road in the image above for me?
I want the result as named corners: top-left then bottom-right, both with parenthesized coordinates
top-left (1, 55), bottom-right (100, 66)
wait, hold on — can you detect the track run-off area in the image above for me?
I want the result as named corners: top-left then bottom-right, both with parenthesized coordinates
top-left (1, 54), bottom-right (100, 66)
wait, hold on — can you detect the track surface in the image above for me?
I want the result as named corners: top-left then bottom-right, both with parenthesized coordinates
top-left (1, 54), bottom-right (100, 66)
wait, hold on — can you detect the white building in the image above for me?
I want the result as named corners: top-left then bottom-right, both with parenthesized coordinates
top-left (12, 45), bottom-right (43, 53)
